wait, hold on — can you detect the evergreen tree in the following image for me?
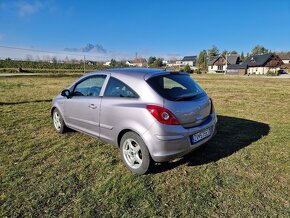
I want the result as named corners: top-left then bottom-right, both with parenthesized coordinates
top-left (183, 64), bottom-right (192, 73)
top-left (251, 45), bottom-right (269, 55)
top-left (110, 59), bottom-right (117, 67)
top-left (197, 50), bottom-right (207, 70)
top-left (222, 50), bottom-right (228, 56)
top-left (148, 56), bottom-right (156, 65)
top-left (208, 45), bottom-right (219, 57)
top-left (241, 52), bottom-right (245, 61)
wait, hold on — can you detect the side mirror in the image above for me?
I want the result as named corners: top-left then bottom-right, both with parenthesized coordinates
top-left (61, 89), bottom-right (71, 98)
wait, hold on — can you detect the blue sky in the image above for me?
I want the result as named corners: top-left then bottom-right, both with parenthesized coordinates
top-left (0, 0), bottom-right (290, 59)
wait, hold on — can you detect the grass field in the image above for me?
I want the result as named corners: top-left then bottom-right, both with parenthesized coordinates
top-left (0, 68), bottom-right (95, 74)
top-left (0, 75), bottom-right (289, 217)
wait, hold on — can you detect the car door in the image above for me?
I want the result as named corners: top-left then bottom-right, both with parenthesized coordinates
top-left (63, 75), bottom-right (107, 137)
top-left (99, 76), bottom-right (139, 144)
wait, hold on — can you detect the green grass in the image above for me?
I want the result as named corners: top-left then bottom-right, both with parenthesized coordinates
top-left (0, 75), bottom-right (289, 217)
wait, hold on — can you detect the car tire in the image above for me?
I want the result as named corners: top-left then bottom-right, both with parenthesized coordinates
top-left (52, 108), bottom-right (67, 134)
top-left (120, 131), bottom-right (152, 175)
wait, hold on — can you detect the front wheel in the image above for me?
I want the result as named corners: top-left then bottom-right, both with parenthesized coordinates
top-left (120, 132), bottom-right (152, 175)
top-left (52, 108), bottom-right (66, 133)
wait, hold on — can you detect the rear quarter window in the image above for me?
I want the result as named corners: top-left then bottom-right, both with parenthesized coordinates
top-left (104, 77), bottom-right (138, 98)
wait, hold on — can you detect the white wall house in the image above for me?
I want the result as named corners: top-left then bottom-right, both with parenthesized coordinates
top-left (174, 56), bottom-right (197, 69)
top-left (277, 53), bottom-right (290, 64)
top-left (282, 59), bottom-right (290, 64)
top-left (164, 60), bottom-right (179, 67)
top-left (207, 56), bottom-right (227, 73)
top-left (243, 54), bottom-right (283, 75)
top-left (208, 54), bottom-right (241, 73)
top-left (247, 67), bottom-right (280, 75)
top-left (125, 61), bottom-right (135, 66)
top-left (103, 61), bottom-right (111, 66)
top-left (208, 64), bottom-right (227, 73)
top-left (131, 58), bottom-right (147, 67)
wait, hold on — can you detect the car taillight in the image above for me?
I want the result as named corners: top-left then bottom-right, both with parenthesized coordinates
top-left (210, 98), bottom-right (215, 114)
top-left (146, 105), bottom-right (180, 125)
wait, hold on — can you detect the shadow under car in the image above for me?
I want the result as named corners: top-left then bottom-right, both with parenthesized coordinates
top-left (151, 115), bottom-right (270, 174)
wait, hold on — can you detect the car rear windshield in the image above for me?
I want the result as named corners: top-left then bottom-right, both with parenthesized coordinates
top-left (146, 73), bottom-right (205, 101)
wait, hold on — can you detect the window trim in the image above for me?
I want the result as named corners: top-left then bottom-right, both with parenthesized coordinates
top-left (103, 76), bottom-right (139, 98)
top-left (71, 74), bottom-right (107, 97)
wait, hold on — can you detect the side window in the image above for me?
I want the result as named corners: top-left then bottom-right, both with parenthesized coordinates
top-left (104, 77), bottom-right (138, 98)
top-left (73, 76), bottom-right (106, 97)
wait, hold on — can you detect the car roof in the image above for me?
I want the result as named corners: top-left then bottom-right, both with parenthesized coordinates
top-left (86, 68), bottom-right (186, 80)
top-left (86, 68), bottom-right (171, 78)
top-left (107, 68), bottom-right (167, 74)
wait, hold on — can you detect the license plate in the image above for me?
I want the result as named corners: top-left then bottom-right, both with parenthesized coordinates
top-left (191, 127), bottom-right (211, 144)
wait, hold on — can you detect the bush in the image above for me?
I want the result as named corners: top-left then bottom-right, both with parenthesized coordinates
top-left (194, 68), bottom-right (202, 74)
top-left (0, 59), bottom-right (108, 71)
top-left (183, 64), bottom-right (192, 73)
top-left (149, 58), bottom-right (164, 68)
top-left (192, 68), bottom-right (208, 74)
top-left (266, 70), bottom-right (279, 76)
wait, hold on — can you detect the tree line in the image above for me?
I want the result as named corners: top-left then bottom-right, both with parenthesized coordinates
top-left (1, 45), bottom-right (288, 74)
top-left (0, 59), bottom-right (108, 72)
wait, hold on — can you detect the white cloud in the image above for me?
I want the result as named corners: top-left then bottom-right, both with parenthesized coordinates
top-left (17, 1), bottom-right (43, 17)
top-left (0, 1), bottom-right (72, 18)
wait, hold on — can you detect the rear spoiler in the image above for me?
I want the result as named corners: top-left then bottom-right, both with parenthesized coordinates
top-left (144, 70), bottom-right (187, 80)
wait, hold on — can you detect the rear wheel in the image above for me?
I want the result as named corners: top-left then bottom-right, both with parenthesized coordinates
top-left (120, 132), bottom-right (151, 175)
top-left (52, 108), bottom-right (66, 133)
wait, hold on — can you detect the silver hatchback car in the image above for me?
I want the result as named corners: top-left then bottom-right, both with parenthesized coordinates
top-left (52, 68), bottom-right (217, 174)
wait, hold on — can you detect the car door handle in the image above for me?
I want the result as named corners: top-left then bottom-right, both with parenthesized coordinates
top-left (88, 104), bottom-right (97, 109)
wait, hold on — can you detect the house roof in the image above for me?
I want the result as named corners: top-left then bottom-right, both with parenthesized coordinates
top-left (241, 53), bottom-right (274, 67)
top-left (132, 58), bottom-right (147, 64)
top-left (227, 64), bottom-right (247, 69)
top-left (281, 63), bottom-right (290, 69)
top-left (208, 56), bottom-right (219, 65)
top-left (277, 53), bottom-right (290, 60)
top-left (226, 54), bottom-right (240, 65)
top-left (167, 60), bottom-right (177, 64)
top-left (182, 56), bottom-right (197, 62)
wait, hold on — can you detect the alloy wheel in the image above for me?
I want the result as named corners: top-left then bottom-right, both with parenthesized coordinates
top-left (53, 111), bottom-right (62, 131)
top-left (122, 138), bottom-right (143, 169)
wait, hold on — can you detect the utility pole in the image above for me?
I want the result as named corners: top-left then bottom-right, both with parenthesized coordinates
top-left (225, 52), bottom-right (227, 74)
top-left (84, 55), bottom-right (86, 74)
top-left (204, 53), bottom-right (206, 71)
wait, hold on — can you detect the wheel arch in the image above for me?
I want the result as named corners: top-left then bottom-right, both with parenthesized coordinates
top-left (117, 129), bottom-right (134, 147)
top-left (51, 106), bottom-right (56, 117)
top-left (117, 128), bottom-right (149, 148)
top-left (51, 105), bottom-right (66, 124)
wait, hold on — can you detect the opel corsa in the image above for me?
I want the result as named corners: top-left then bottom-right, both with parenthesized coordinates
top-left (51, 68), bottom-right (217, 174)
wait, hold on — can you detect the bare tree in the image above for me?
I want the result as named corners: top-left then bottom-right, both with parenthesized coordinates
top-left (25, 54), bottom-right (33, 61)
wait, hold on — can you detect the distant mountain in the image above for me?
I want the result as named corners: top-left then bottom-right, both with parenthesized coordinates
top-left (64, 43), bottom-right (107, 53)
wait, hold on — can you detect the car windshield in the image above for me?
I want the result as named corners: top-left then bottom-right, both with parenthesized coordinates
top-left (146, 73), bottom-right (205, 101)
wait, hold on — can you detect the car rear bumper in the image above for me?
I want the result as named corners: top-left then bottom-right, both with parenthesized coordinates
top-left (143, 112), bottom-right (217, 162)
